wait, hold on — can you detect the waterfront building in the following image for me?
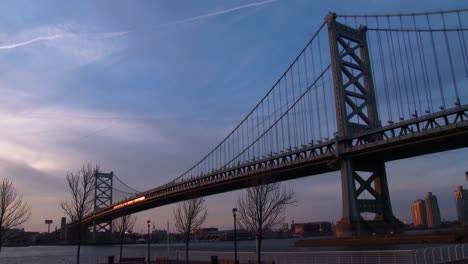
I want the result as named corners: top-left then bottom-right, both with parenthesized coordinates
top-left (293, 221), bottom-right (333, 236)
top-left (279, 223), bottom-right (289, 232)
top-left (454, 186), bottom-right (468, 226)
top-left (412, 199), bottom-right (427, 227)
top-left (425, 192), bottom-right (441, 228)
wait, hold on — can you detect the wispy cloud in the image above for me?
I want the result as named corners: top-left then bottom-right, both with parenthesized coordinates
top-left (150, 0), bottom-right (279, 28)
top-left (0, 0), bottom-right (278, 50)
top-left (0, 33), bottom-right (75, 49)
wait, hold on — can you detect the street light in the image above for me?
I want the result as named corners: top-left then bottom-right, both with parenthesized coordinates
top-left (232, 208), bottom-right (238, 264)
top-left (147, 220), bottom-right (151, 264)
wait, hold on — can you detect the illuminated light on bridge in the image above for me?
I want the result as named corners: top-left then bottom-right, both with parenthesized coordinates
top-left (113, 196), bottom-right (145, 210)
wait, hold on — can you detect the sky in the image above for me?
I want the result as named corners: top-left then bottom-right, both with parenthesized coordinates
top-left (0, 0), bottom-right (466, 233)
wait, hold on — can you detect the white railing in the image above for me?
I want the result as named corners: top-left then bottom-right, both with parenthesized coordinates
top-left (176, 244), bottom-right (468, 264)
top-left (0, 255), bottom-right (111, 264)
top-left (0, 244), bottom-right (466, 264)
top-left (413, 244), bottom-right (468, 264)
top-left (176, 250), bottom-right (414, 264)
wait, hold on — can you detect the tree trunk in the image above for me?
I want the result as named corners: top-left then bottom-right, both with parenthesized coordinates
top-left (257, 232), bottom-right (263, 264)
top-left (0, 219), bottom-right (4, 255)
top-left (77, 224), bottom-right (82, 264)
top-left (120, 232), bottom-right (124, 262)
top-left (77, 242), bottom-right (81, 264)
top-left (185, 232), bottom-right (190, 264)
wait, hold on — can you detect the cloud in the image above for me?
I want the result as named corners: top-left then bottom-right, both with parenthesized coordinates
top-left (149, 0), bottom-right (279, 29)
top-left (0, 0), bottom-right (279, 51)
top-left (0, 34), bottom-right (75, 49)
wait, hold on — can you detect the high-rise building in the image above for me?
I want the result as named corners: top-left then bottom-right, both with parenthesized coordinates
top-left (425, 192), bottom-right (441, 228)
top-left (412, 199), bottom-right (427, 227)
top-left (454, 186), bottom-right (468, 226)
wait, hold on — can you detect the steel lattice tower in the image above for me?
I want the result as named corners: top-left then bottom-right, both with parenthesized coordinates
top-left (93, 171), bottom-right (113, 235)
top-left (326, 13), bottom-right (401, 237)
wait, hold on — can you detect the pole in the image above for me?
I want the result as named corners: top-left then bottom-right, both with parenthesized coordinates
top-left (234, 214), bottom-right (237, 264)
top-left (167, 221), bottom-right (170, 258)
top-left (147, 220), bottom-right (151, 264)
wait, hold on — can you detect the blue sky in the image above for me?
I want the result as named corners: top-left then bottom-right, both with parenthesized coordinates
top-left (0, 0), bottom-right (466, 232)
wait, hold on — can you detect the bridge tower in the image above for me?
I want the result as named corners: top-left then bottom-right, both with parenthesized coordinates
top-left (326, 13), bottom-right (401, 237)
top-left (92, 171), bottom-right (114, 242)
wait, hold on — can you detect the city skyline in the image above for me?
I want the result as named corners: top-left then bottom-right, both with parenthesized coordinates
top-left (0, 0), bottom-right (467, 233)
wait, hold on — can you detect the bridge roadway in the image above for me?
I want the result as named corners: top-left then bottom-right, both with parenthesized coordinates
top-left (83, 105), bottom-right (468, 226)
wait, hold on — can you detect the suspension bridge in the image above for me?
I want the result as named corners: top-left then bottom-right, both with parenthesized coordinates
top-left (81, 9), bottom-right (468, 238)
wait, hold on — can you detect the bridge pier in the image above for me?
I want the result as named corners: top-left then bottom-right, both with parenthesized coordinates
top-left (325, 13), bottom-right (402, 237)
top-left (334, 159), bottom-right (402, 237)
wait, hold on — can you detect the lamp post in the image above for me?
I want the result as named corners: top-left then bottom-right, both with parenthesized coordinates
top-left (232, 208), bottom-right (238, 264)
top-left (147, 220), bottom-right (151, 264)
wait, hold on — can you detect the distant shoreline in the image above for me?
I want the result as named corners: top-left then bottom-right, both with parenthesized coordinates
top-left (296, 228), bottom-right (468, 247)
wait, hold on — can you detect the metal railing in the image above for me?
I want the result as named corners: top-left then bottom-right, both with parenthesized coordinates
top-left (0, 255), bottom-right (110, 264)
top-left (0, 244), bottom-right (466, 264)
top-left (175, 244), bottom-right (468, 264)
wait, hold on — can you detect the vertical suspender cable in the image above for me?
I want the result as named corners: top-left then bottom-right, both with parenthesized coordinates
top-left (318, 34), bottom-right (330, 139)
top-left (426, 14), bottom-right (446, 109)
top-left (304, 46), bottom-right (315, 143)
top-left (290, 68), bottom-right (298, 147)
top-left (457, 10), bottom-right (468, 79)
top-left (284, 75), bottom-right (292, 148)
top-left (365, 16), bottom-right (381, 121)
top-left (386, 16), bottom-right (404, 119)
top-left (279, 80), bottom-right (285, 151)
top-left (395, 18), bottom-right (413, 118)
top-left (441, 13), bottom-right (460, 106)
top-left (402, 16), bottom-right (423, 117)
top-left (311, 42), bottom-right (322, 140)
top-left (297, 61), bottom-right (307, 145)
top-left (376, 17), bottom-right (394, 123)
top-left (413, 15), bottom-right (434, 113)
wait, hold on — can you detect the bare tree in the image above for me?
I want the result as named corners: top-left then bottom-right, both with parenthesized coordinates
top-left (60, 163), bottom-right (99, 264)
top-left (0, 178), bottom-right (31, 254)
top-left (173, 197), bottom-right (207, 264)
top-left (113, 213), bottom-right (137, 262)
top-left (237, 180), bottom-right (296, 264)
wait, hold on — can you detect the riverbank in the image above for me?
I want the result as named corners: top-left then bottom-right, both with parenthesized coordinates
top-left (295, 229), bottom-right (468, 247)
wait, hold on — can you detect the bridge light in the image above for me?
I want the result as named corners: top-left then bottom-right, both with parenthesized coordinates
top-left (113, 196), bottom-right (146, 210)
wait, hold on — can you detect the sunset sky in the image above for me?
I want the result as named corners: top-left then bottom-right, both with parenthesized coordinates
top-left (0, 0), bottom-right (466, 233)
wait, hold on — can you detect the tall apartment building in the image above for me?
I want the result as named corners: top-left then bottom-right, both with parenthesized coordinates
top-left (425, 192), bottom-right (441, 228)
top-left (454, 186), bottom-right (468, 226)
top-left (412, 199), bottom-right (427, 227)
